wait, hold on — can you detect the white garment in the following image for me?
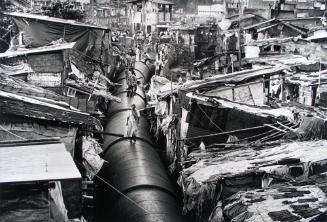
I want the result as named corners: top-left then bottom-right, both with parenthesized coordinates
top-left (245, 33), bottom-right (252, 44)
top-left (155, 100), bottom-right (168, 116)
top-left (135, 48), bottom-right (140, 61)
top-left (200, 141), bottom-right (206, 152)
top-left (126, 110), bottom-right (140, 137)
top-left (258, 32), bottom-right (265, 40)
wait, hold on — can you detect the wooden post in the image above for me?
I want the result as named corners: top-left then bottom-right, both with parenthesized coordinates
top-left (169, 5), bottom-right (172, 21)
top-left (91, 0), bottom-right (95, 23)
top-left (281, 74), bottom-right (285, 102)
top-left (163, 4), bottom-right (166, 21)
top-left (238, 0), bottom-right (242, 70)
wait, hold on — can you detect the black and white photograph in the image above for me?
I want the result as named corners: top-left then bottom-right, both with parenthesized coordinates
top-left (1, 0), bottom-right (327, 221)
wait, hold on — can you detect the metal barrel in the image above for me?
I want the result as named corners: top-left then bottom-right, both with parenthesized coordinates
top-left (96, 61), bottom-right (184, 222)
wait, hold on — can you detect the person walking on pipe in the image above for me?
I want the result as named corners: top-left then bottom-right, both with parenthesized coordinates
top-left (126, 104), bottom-right (140, 143)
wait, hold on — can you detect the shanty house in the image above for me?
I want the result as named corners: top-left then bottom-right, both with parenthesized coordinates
top-left (0, 73), bottom-right (100, 153)
top-left (0, 140), bottom-right (82, 221)
top-left (3, 12), bottom-right (120, 115)
top-left (226, 13), bottom-right (267, 30)
top-left (0, 73), bottom-right (102, 219)
top-left (242, 18), bottom-right (308, 40)
top-left (0, 42), bottom-right (75, 94)
top-left (5, 12), bottom-right (111, 64)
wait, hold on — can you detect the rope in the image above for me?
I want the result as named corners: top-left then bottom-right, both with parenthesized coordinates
top-left (0, 125), bottom-right (27, 141)
top-left (196, 102), bottom-right (225, 133)
top-left (93, 173), bottom-right (152, 215)
top-left (181, 124), bottom-right (276, 141)
top-left (74, 161), bottom-right (154, 216)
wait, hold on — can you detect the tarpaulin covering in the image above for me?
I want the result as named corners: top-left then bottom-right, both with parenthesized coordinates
top-left (295, 116), bottom-right (327, 140)
top-left (12, 17), bottom-right (102, 54)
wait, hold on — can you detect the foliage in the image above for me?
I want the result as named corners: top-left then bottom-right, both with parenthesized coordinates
top-left (41, 2), bottom-right (85, 20)
top-left (0, 0), bottom-right (10, 16)
top-left (0, 0), bottom-right (12, 52)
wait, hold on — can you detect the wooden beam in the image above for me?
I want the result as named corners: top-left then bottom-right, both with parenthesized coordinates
top-left (263, 124), bottom-right (287, 133)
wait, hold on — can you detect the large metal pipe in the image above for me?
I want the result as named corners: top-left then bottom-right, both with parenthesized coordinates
top-left (96, 62), bottom-right (184, 222)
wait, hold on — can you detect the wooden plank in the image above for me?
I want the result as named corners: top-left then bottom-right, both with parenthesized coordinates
top-left (0, 98), bottom-right (93, 126)
top-left (264, 124), bottom-right (287, 133)
top-left (0, 143), bottom-right (81, 183)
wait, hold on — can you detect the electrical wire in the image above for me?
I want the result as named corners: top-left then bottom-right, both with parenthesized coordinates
top-left (0, 125), bottom-right (27, 141)
top-left (75, 161), bottom-right (153, 216)
top-left (196, 102), bottom-right (225, 132)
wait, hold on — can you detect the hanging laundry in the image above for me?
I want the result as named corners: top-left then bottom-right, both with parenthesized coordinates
top-left (161, 115), bottom-right (174, 135)
top-left (82, 136), bottom-right (104, 180)
top-left (155, 100), bottom-right (168, 116)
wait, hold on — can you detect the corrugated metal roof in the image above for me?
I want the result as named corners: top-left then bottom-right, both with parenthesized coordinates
top-left (0, 42), bottom-right (76, 59)
top-left (0, 142), bottom-right (81, 184)
top-left (183, 65), bottom-right (287, 90)
top-left (127, 0), bottom-right (174, 4)
top-left (5, 12), bottom-right (110, 30)
top-left (152, 0), bottom-right (175, 4)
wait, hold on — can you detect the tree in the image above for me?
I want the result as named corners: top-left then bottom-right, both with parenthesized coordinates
top-left (0, 0), bottom-right (12, 52)
top-left (41, 2), bottom-right (85, 20)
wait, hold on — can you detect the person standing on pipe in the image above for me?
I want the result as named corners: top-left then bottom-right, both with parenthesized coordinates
top-left (126, 68), bottom-right (132, 97)
top-left (130, 69), bottom-right (137, 96)
top-left (126, 104), bottom-right (140, 143)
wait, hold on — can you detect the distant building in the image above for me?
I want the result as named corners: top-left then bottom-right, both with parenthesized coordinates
top-left (272, 0), bottom-right (326, 19)
top-left (225, 0), bottom-right (275, 18)
top-left (198, 3), bottom-right (225, 17)
top-left (32, 0), bottom-right (90, 6)
top-left (197, 3), bottom-right (225, 23)
top-left (85, 4), bottom-right (128, 29)
top-left (127, 0), bottom-right (175, 34)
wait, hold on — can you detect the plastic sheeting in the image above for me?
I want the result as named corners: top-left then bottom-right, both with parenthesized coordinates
top-left (49, 182), bottom-right (69, 222)
top-left (148, 75), bottom-right (174, 99)
top-left (294, 116), bottom-right (327, 140)
top-left (82, 136), bottom-right (104, 180)
top-left (155, 100), bottom-right (168, 116)
top-left (12, 17), bottom-right (103, 55)
top-left (177, 176), bottom-right (222, 221)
